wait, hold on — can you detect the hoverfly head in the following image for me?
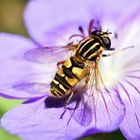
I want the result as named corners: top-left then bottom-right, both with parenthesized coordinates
top-left (90, 30), bottom-right (111, 50)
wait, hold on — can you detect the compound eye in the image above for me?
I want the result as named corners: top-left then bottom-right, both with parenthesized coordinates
top-left (102, 37), bottom-right (110, 44)
top-left (102, 37), bottom-right (111, 49)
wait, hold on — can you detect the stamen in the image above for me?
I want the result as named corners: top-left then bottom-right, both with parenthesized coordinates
top-left (88, 19), bottom-right (94, 35)
top-left (69, 34), bottom-right (86, 40)
top-left (78, 26), bottom-right (84, 34)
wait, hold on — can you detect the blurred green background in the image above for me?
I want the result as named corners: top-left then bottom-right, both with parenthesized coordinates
top-left (0, 0), bottom-right (126, 140)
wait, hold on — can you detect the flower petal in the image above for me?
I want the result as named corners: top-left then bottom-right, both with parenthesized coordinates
top-left (24, 0), bottom-right (140, 46)
top-left (111, 14), bottom-right (140, 66)
top-left (1, 97), bottom-right (99, 140)
top-left (0, 33), bottom-right (56, 99)
top-left (87, 89), bottom-right (125, 131)
top-left (117, 75), bottom-right (140, 139)
top-left (107, 14), bottom-right (140, 139)
top-left (24, 0), bottom-right (94, 46)
top-left (69, 88), bottom-right (125, 131)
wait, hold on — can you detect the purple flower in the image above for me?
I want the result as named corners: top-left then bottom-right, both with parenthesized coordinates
top-left (1, 0), bottom-right (140, 140)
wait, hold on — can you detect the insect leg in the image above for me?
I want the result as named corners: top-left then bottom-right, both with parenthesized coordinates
top-left (60, 91), bottom-right (74, 120)
top-left (64, 75), bottom-right (89, 109)
top-left (57, 60), bottom-right (65, 69)
top-left (67, 97), bottom-right (81, 125)
top-left (64, 92), bottom-right (74, 108)
top-left (74, 73), bottom-right (90, 94)
top-left (102, 54), bottom-right (112, 57)
top-left (61, 74), bottom-right (90, 120)
top-left (109, 48), bottom-right (115, 51)
top-left (60, 91), bottom-right (78, 120)
top-left (66, 75), bottom-right (90, 124)
top-left (102, 46), bottom-right (134, 57)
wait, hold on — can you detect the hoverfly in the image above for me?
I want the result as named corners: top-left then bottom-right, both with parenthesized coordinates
top-left (23, 19), bottom-right (114, 99)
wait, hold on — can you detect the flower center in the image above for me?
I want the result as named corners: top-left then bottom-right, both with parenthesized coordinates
top-left (98, 56), bottom-right (124, 89)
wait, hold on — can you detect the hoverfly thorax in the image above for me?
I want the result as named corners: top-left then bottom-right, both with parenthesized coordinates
top-left (90, 30), bottom-right (111, 50)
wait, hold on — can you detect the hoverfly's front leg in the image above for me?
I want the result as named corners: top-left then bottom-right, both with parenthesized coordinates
top-left (57, 60), bottom-right (65, 69)
top-left (102, 46), bottom-right (134, 57)
top-left (102, 48), bottom-right (115, 57)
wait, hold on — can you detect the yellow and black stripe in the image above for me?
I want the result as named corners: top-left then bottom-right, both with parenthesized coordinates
top-left (50, 56), bottom-right (85, 97)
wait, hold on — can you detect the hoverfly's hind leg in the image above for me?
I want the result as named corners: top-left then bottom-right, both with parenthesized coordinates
top-left (66, 75), bottom-right (90, 124)
top-left (60, 75), bottom-right (90, 123)
top-left (57, 60), bottom-right (65, 69)
top-left (60, 91), bottom-right (74, 119)
top-left (60, 91), bottom-right (77, 120)
top-left (64, 75), bottom-right (90, 103)
top-left (66, 96), bottom-right (81, 125)
top-left (63, 81), bottom-right (87, 112)
top-left (64, 92), bottom-right (74, 109)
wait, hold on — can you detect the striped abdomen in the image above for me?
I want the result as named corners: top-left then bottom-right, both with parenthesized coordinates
top-left (77, 38), bottom-right (103, 61)
top-left (50, 56), bottom-right (86, 97)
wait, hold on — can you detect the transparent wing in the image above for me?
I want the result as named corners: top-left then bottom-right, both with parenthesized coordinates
top-left (24, 44), bottom-right (78, 64)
